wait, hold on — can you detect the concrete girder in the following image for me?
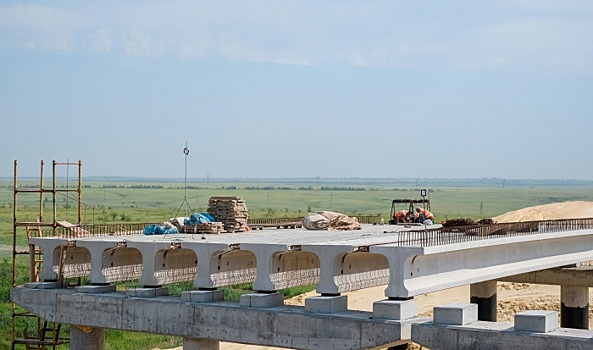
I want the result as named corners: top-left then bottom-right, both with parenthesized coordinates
top-left (270, 250), bottom-right (320, 290)
top-left (52, 246), bottom-right (91, 279)
top-left (154, 248), bottom-right (197, 285)
top-left (181, 242), bottom-right (229, 289)
top-left (372, 230), bottom-right (593, 298)
top-left (100, 246), bottom-right (142, 283)
top-left (30, 237), bottom-right (69, 281)
top-left (334, 252), bottom-right (390, 293)
top-left (11, 286), bottom-right (424, 350)
top-left (73, 240), bottom-right (132, 284)
top-left (208, 249), bottom-right (257, 287)
top-left (241, 243), bottom-right (289, 292)
top-left (301, 244), bottom-right (354, 295)
top-left (127, 241), bottom-right (172, 286)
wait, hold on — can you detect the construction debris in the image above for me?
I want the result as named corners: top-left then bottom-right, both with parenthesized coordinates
top-left (207, 196), bottom-right (249, 232)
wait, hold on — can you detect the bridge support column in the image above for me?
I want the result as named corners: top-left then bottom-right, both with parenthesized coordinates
top-left (470, 280), bottom-right (497, 321)
top-left (183, 337), bottom-right (220, 350)
top-left (561, 285), bottom-right (589, 329)
top-left (70, 326), bottom-right (104, 350)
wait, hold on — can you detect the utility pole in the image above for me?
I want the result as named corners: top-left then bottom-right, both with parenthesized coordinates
top-left (479, 199), bottom-right (484, 216)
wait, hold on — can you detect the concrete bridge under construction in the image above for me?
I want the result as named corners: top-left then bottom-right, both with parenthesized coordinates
top-left (11, 218), bottom-right (593, 349)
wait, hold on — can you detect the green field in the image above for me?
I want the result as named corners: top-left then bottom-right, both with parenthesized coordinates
top-left (1, 179), bottom-right (593, 349)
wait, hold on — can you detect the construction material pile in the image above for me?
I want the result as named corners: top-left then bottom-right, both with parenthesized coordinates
top-left (302, 211), bottom-right (361, 231)
top-left (442, 218), bottom-right (493, 227)
top-left (207, 196), bottom-right (249, 232)
top-left (190, 222), bottom-right (224, 234)
top-left (492, 201), bottom-right (593, 223)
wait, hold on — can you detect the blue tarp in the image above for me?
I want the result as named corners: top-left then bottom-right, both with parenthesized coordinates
top-left (183, 213), bottom-right (215, 226)
top-left (143, 224), bottom-right (179, 235)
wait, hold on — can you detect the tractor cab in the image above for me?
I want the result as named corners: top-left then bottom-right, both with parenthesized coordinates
top-left (388, 198), bottom-right (431, 225)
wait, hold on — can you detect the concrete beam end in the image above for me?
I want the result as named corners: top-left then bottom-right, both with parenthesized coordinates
top-left (182, 290), bottom-right (224, 303)
top-left (305, 295), bottom-right (347, 314)
top-left (25, 282), bottom-right (59, 289)
top-left (240, 293), bottom-right (284, 308)
top-left (514, 310), bottom-right (558, 333)
top-left (75, 285), bottom-right (116, 294)
top-left (373, 299), bottom-right (418, 320)
top-left (126, 287), bottom-right (169, 298)
top-left (433, 303), bottom-right (478, 326)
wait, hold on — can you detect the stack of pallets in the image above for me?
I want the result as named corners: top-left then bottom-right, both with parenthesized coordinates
top-left (186, 222), bottom-right (224, 234)
top-left (207, 197), bottom-right (249, 233)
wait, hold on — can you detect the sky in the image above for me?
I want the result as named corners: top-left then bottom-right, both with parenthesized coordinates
top-left (1, 1), bottom-right (592, 180)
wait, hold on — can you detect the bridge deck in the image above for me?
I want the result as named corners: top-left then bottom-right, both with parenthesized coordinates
top-left (29, 220), bottom-right (593, 298)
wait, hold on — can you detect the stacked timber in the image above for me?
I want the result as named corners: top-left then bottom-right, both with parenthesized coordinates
top-left (186, 222), bottom-right (223, 234)
top-left (207, 197), bottom-right (249, 232)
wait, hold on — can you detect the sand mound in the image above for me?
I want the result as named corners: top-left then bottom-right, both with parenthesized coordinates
top-left (492, 201), bottom-right (593, 223)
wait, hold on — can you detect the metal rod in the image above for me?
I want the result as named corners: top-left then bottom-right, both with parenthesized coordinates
top-left (40, 160), bottom-right (44, 222)
top-left (78, 160), bottom-right (82, 225)
top-left (52, 160), bottom-right (56, 236)
top-left (11, 160), bottom-right (17, 348)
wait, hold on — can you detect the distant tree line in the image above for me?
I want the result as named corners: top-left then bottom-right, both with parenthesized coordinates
top-left (320, 186), bottom-right (366, 191)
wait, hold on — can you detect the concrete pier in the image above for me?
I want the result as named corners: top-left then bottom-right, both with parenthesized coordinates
top-left (470, 280), bottom-right (497, 321)
top-left (560, 285), bottom-right (589, 330)
top-left (412, 305), bottom-right (593, 350)
top-left (70, 326), bottom-right (104, 350)
top-left (11, 286), bottom-right (423, 350)
top-left (183, 338), bottom-right (220, 350)
top-left (501, 266), bottom-right (593, 330)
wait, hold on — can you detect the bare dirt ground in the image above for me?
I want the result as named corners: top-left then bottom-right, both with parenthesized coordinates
top-left (161, 201), bottom-right (593, 350)
top-left (492, 201), bottom-right (593, 223)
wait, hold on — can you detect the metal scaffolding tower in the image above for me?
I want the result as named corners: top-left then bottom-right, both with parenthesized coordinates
top-left (11, 160), bottom-right (82, 349)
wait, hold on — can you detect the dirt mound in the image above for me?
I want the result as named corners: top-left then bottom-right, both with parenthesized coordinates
top-left (492, 201), bottom-right (593, 223)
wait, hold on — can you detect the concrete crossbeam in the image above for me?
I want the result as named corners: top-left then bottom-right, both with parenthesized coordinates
top-left (11, 287), bottom-right (425, 350)
top-left (501, 266), bottom-right (593, 286)
top-left (412, 320), bottom-right (593, 350)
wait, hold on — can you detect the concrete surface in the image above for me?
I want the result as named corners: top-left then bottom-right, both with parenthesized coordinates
top-left (11, 286), bottom-right (425, 350)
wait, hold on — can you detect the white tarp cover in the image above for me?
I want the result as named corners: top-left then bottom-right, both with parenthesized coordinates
top-left (302, 211), bottom-right (361, 231)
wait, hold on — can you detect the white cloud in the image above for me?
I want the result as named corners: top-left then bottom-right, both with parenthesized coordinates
top-left (0, 4), bottom-right (78, 50)
top-left (121, 30), bottom-right (165, 57)
top-left (0, 1), bottom-right (592, 72)
top-left (89, 28), bottom-right (111, 53)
